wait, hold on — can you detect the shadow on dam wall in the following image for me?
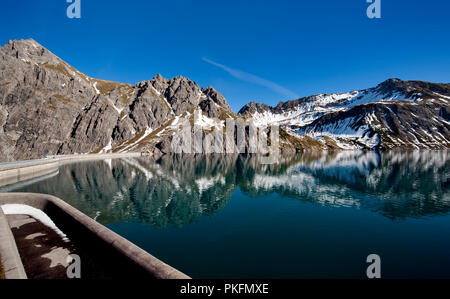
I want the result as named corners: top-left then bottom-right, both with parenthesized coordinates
top-left (0, 193), bottom-right (190, 279)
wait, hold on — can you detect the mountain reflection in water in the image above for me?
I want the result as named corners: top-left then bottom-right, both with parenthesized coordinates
top-left (5, 151), bottom-right (450, 227)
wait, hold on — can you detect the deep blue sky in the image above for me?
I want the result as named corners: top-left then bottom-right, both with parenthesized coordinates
top-left (1, 0), bottom-right (449, 112)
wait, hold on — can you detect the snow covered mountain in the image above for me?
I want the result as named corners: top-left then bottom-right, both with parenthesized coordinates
top-left (239, 79), bottom-right (450, 150)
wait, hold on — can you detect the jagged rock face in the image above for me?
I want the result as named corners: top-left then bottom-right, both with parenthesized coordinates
top-left (164, 76), bottom-right (202, 115)
top-left (1, 39), bottom-right (449, 162)
top-left (374, 78), bottom-right (450, 99)
top-left (0, 39), bottom-right (234, 162)
top-left (202, 87), bottom-right (232, 112)
top-left (239, 79), bottom-right (450, 150)
top-left (199, 98), bottom-right (221, 119)
top-left (0, 39), bottom-right (108, 159)
top-left (149, 74), bottom-right (169, 94)
top-left (128, 80), bottom-right (172, 130)
top-left (298, 100), bottom-right (450, 149)
top-left (238, 102), bottom-right (272, 116)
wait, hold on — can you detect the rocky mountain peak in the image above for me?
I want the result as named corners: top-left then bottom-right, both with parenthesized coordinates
top-left (373, 78), bottom-right (450, 100)
top-left (201, 86), bottom-right (232, 112)
top-left (164, 76), bottom-right (202, 115)
top-left (238, 101), bottom-right (272, 116)
top-left (8, 38), bottom-right (42, 53)
top-left (1, 39), bottom-right (449, 161)
top-left (149, 73), bottom-right (169, 95)
top-left (238, 77), bottom-right (450, 151)
top-left (0, 39), bottom-right (239, 162)
top-left (381, 78), bottom-right (403, 85)
top-left (3, 38), bottom-right (56, 65)
top-left (374, 78), bottom-right (413, 95)
top-left (153, 73), bottom-right (166, 81)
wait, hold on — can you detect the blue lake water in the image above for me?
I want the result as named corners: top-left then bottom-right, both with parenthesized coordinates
top-left (2, 151), bottom-right (450, 278)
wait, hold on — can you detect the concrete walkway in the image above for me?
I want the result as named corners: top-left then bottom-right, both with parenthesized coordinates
top-left (6, 214), bottom-right (76, 279)
top-left (0, 208), bottom-right (27, 279)
top-left (0, 193), bottom-right (190, 279)
top-left (0, 155), bottom-right (192, 279)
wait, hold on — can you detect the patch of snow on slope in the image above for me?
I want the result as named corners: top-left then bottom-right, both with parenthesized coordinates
top-left (150, 86), bottom-right (175, 115)
top-left (93, 82), bottom-right (100, 95)
top-left (300, 117), bottom-right (380, 149)
top-left (119, 127), bottom-right (153, 153)
top-left (154, 115), bottom-right (186, 138)
top-left (194, 109), bottom-right (224, 130)
top-left (101, 139), bottom-right (112, 154)
top-left (314, 91), bottom-right (359, 106)
top-left (433, 92), bottom-right (450, 103)
top-left (436, 132), bottom-right (450, 143)
top-left (249, 88), bottom-right (423, 129)
top-left (107, 98), bottom-right (123, 114)
top-left (252, 109), bottom-right (320, 127)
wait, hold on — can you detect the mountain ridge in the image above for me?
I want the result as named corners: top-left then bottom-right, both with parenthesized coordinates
top-left (239, 78), bottom-right (450, 150)
top-left (1, 38), bottom-right (449, 162)
top-left (239, 78), bottom-right (450, 116)
top-left (0, 38), bottom-right (235, 161)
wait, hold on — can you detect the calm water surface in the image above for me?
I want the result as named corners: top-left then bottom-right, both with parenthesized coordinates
top-left (2, 151), bottom-right (450, 278)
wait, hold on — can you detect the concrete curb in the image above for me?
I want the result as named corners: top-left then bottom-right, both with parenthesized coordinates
top-left (0, 153), bottom-right (142, 188)
top-left (0, 161), bottom-right (59, 188)
top-left (0, 207), bottom-right (27, 279)
top-left (56, 153), bottom-right (142, 164)
top-left (0, 193), bottom-right (190, 279)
